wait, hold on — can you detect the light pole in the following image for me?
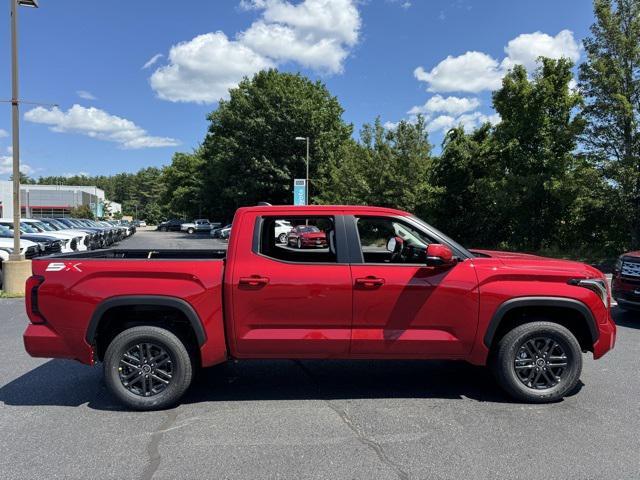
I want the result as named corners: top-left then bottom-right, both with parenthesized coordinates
top-left (9, 0), bottom-right (39, 261)
top-left (295, 136), bottom-right (310, 205)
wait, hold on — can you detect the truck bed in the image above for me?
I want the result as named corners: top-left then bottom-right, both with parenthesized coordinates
top-left (45, 248), bottom-right (227, 260)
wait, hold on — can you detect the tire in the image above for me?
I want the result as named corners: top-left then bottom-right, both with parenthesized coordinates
top-left (160, 227), bottom-right (167, 232)
top-left (278, 233), bottom-right (287, 244)
top-left (297, 238), bottom-right (302, 249)
top-left (104, 326), bottom-right (193, 411)
top-left (187, 228), bottom-right (195, 235)
top-left (492, 321), bottom-right (582, 403)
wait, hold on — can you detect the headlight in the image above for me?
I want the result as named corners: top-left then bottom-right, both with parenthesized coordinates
top-left (568, 278), bottom-right (610, 307)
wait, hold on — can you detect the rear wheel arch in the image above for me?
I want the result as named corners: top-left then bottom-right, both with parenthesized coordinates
top-left (88, 296), bottom-right (207, 361)
top-left (485, 297), bottom-right (599, 353)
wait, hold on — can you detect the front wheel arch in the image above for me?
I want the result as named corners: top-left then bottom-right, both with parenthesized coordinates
top-left (485, 297), bottom-right (598, 353)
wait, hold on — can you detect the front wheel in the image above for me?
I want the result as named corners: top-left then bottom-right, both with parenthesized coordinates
top-left (492, 321), bottom-right (582, 403)
top-left (104, 326), bottom-right (193, 410)
top-left (297, 238), bottom-right (302, 249)
top-left (278, 233), bottom-right (287, 244)
top-left (187, 228), bottom-right (195, 234)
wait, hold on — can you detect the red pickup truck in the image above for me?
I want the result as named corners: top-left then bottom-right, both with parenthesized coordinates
top-left (23, 205), bottom-right (616, 410)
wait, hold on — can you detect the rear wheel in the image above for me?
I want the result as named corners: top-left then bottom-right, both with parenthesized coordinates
top-left (492, 321), bottom-right (582, 403)
top-left (278, 233), bottom-right (287, 244)
top-left (297, 238), bottom-right (302, 249)
top-left (160, 227), bottom-right (167, 232)
top-left (104, 326), bottom-right (193, 410)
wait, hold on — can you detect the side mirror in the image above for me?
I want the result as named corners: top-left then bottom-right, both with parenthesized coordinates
top-left (386, 236), bottom-right (404, 254)
top-left (426, 243), bottom-right (455, 266)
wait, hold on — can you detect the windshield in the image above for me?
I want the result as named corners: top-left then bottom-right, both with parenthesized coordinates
top-left (300, 226), bottom-right (320, 233)
top-left (0, 225), bottom-right (11, 236)
top-left (33, 222), bottom-right (55, 232)
top-left (408, 215), bottom-right (473, 258)
top-left (20, 223), bottom-right (38, 234)
top-left (41, 219), bottom-right (62, 230)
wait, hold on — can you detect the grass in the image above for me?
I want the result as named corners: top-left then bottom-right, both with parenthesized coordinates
top-left (0, 291), bottom-right (24, 299)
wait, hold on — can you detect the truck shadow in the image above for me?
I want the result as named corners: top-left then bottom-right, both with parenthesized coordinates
top-left (0, 358), bottom-right (583, 411)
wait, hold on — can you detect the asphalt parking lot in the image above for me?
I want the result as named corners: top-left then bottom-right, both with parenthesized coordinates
top-left (0, 230), bottom-right (638, 479)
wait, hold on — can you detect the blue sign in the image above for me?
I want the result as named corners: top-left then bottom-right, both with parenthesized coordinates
top-left (293, 179), bottom-right (306, 206)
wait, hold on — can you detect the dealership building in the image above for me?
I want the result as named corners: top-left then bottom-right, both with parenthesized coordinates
top-left (0, 180), bottom-right (122, 218)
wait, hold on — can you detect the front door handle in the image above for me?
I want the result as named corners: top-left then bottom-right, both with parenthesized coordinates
top-left (239, 275), bottom-right (270, 288)
top-left (355, 276), bottom-right (385, 288)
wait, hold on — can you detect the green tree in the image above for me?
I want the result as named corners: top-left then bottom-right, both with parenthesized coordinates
top-left (492, 58), bottom-right (584, 250)
top-left (201, 69), bottom-right (352, 220)
top-left (161, 151), bottom-right (205, 220)
top-left (69, 204), bottom-right (94, 220)
top-left (317, 117), bottom-right (434, 213)
top-left (579, 0), bottom-right (640, 247)
top-left (429, 124), bottom-right (503, 247)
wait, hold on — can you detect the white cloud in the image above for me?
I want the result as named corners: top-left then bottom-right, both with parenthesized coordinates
top-left (414, 51), bottom-right (503, 93)
top-left (76, 90), bottom-right (96, 101)
top-left (501, 30), bottom-right (581, 72)
top-left (24, 104), bottom-right (180, 149)
top-left (0, 129), bottom-right (8, 138)
top-left (426, 111), bottom-right (501, 134)
top-left (142, 53), bottom-right (163, 70)
top-left (0, 153), bottom-right (34, 176)
top-left (408, 95), bottom-right (480, 116)
top-left (415, 30), bottom-right (580, 93)
top-left (150, 32), bottom-right (274, 104)
top-left (150, 0), bottom-right (361, 103)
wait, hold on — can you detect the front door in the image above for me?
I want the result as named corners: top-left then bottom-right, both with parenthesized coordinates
top-left (349, 216), bottom-right (479, 356)
top-left (231, 214), bottom-right (353, 357)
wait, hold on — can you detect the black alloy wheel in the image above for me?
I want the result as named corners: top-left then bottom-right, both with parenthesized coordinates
top-left (104, 326), bottom-right (193, 410)
top-left (514, 337), bottom-right (568, 389)
top-left (118, 342), bottom-right (174, 397)
top-left (492, 321), bottom-right (582, 403)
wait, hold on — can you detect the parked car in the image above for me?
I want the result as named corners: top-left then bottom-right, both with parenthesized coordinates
top-left (287, 225), bottom-right (328, 249)
top-left (211, 224), bottom-right (232, 238)
top-left (612, 251), bottom-right (640, 310)
top-left (55, 218), bottom-right (111, 248)
top-left (0, 220), bottom-right (67, 253)
top-left (39, 218), bottom-right (96, 250)
top-left (157, 219), bottom-right (185, 232)
top-left (21, 218), bottom-right (87, 251)
top-left (181, 219), bottom-right (219, 234)
top-left (23, 205), bottom-right (616, 410)
top-left (132, 220), bottom-right (147, 228)
top-left (0, 237), bottom-right (41, 288)
top-left (274, 219), bottom-right (292, 243)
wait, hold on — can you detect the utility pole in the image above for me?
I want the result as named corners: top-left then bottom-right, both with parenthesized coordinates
top-left (295, 136), bottom-right (310, 205)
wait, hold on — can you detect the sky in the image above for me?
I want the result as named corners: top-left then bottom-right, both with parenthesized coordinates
top-left (0, 0), bottom-right (595, 179)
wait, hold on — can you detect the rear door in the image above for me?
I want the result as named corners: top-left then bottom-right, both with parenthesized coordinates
top-left (230, 213), bottom-right (353, 356)
top-left (348, 215), bottom-right (479, 356)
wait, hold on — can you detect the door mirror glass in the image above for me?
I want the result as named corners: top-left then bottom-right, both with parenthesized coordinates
top-left (386, 237), bottom-right (396, 252)
top-left (426, 243), bottom-right (454, 266)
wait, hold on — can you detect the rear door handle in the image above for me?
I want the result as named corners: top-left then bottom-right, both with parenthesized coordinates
top-left (239, 275), bottom-right (270, 288)
top-left (355, 276), bottom-right (385, 288)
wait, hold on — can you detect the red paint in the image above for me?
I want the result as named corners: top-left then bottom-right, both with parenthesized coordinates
top-left (24, 205), bottom-right (616, 372)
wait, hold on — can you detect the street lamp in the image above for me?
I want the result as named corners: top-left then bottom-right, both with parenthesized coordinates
top-left (9, 0), bottom-right (39, 262)
top-left (295, 136), bottom-right (310, 205)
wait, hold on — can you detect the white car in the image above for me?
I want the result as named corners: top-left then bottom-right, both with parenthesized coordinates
top-left (275, 220), bottom-right (292, 243)
top-left (22, 218), bottom-right (88, 251)
top-left (0, 218), bottom-right (74, 253)
top-left (0, 237), bottom-right (42, 287)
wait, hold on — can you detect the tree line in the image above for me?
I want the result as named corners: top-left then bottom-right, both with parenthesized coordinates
top-left (24, 0), bottom-right (640, 260)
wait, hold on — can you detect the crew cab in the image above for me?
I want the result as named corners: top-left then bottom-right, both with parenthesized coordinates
top-left (23, 205), bottom-right (616, 410)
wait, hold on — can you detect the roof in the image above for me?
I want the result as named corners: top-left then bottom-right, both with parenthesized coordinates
top-left (236, 205), bottom-right (411, 216)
